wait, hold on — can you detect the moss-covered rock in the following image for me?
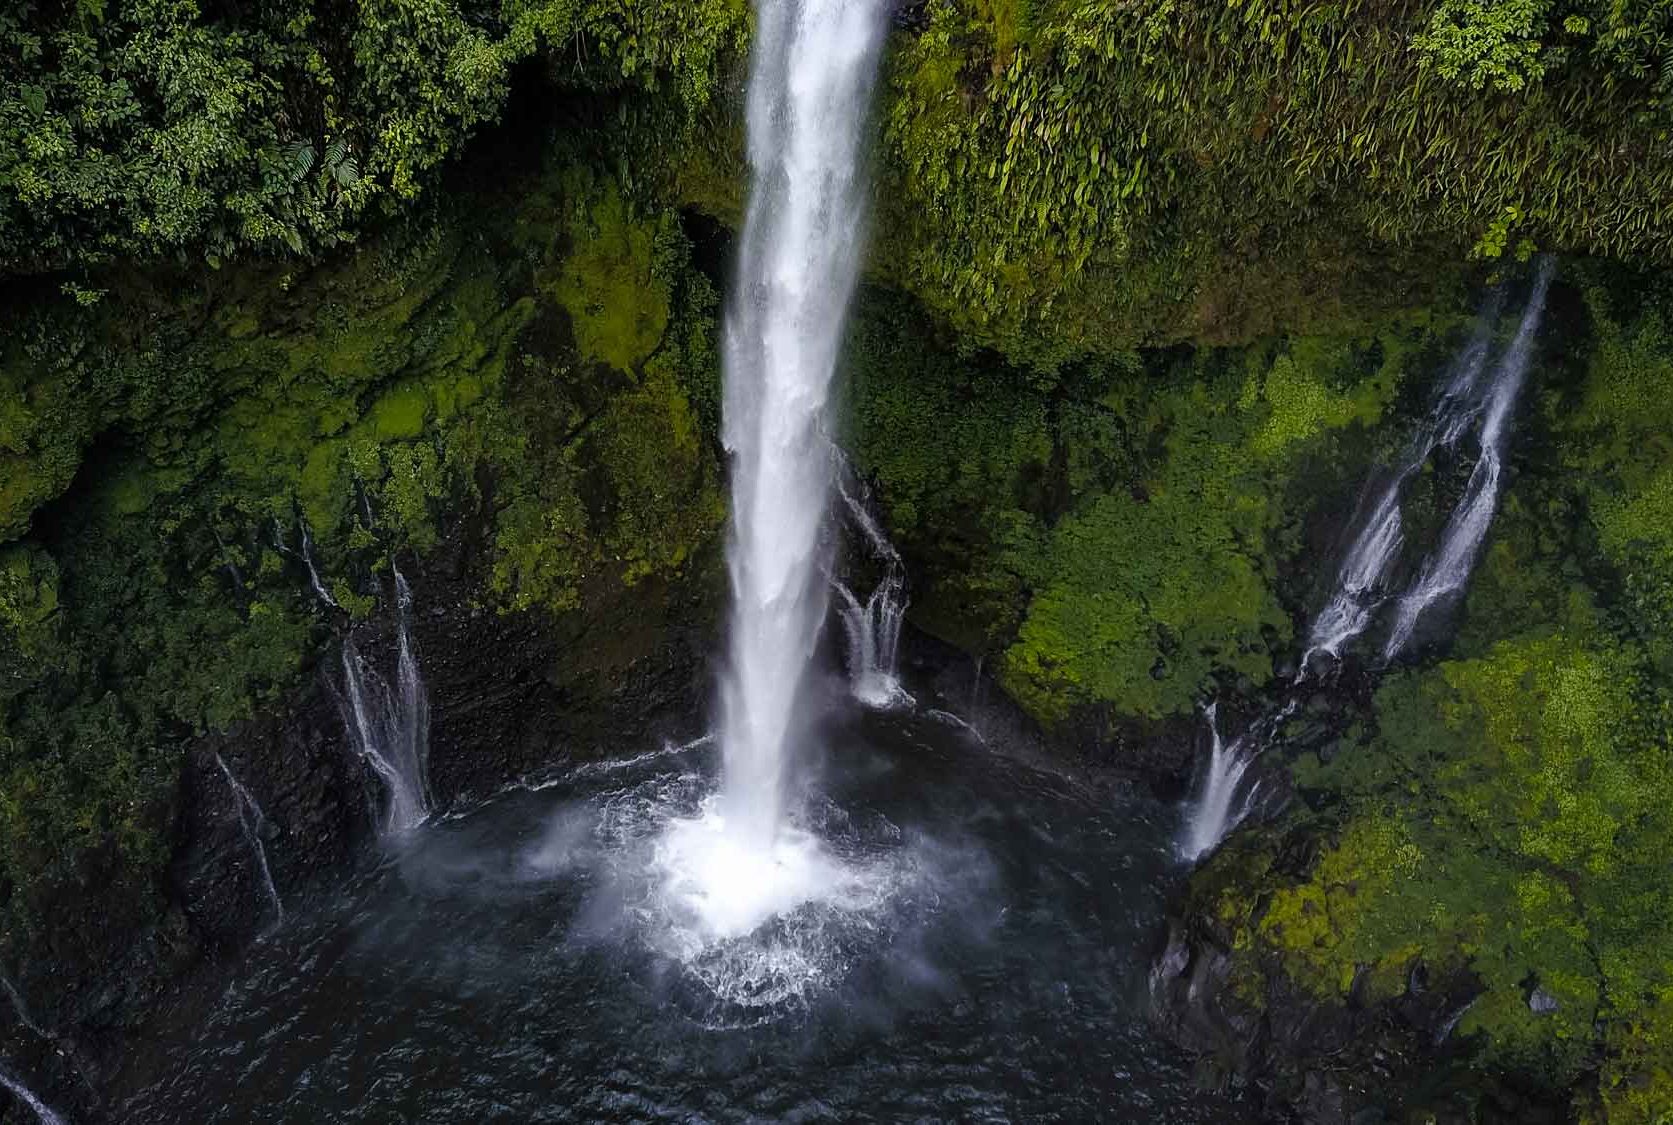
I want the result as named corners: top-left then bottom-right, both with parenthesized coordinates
top-left (0, 142), bottom-right (725, 976)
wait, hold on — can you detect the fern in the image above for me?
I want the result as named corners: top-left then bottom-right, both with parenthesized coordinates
top-left (282, 140), bottom-right (315, 183)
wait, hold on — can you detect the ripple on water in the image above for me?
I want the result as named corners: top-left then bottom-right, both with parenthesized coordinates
top-left (119, 711), bottom-right (1255, 1123)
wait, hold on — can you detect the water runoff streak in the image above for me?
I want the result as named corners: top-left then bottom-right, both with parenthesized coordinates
top-left (1183, 264), bottom-right (1554, 861)
top-left (0, 1066), bottom-right (65, 1125)
top-left (1, 974), bottom-right (43, 1039)
top-left (213, 754), bottom-right (285, 930)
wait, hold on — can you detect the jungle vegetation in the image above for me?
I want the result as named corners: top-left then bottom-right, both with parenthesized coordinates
top-left (4, 1), bottom-right (1673, 1120)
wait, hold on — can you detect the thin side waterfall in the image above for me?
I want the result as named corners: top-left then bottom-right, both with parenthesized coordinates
top-left (298, 521), bottom-right (341, 611)
top-left (834, 467), bottom-right (911, 709)
top-left (1300, 308), bottom-right (1499, 671)
top-left (270, 518), bottom-right (341, 611)
top-left (1179, 703), bottom-right (1295, 863)
top-left (717, 0), bottom-right (889, 849)
top-left (337, 565), bottom-right (431, 838)
top-left (213, 754), bottom-right (284, 930)
top-left (834, 573), bottom-right (909, 709)
top-left (1383, 259), bottom-right (1554, 660)
top-left (1186, 265), bottom-right (1553, 861)
top-left (0, 1066), bottom-right (65, 1125)
top-left (2, 975), bottom-right (98, 1103)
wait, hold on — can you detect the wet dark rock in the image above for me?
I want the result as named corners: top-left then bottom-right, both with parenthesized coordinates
top-left (7, 531), bottom-right (724, 1122)
top-left (890, 0), bottom-right (929, 31)
top-left (1149, 868), bottom-right (1558, 1124)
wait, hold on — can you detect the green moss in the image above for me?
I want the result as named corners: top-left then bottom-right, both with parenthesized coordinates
top-left (1242, 338), bottom-right (1398, 459)
top-left (588, 366), bottom-right (723, 583)
top-left (0, 148), bottom-right (727, 951)
top-left (547, 177), bottom-right (672, 373)
top-left (370, 384), bottom-right (432, 440)
top-left (1001, 476), bottom-right (1285, 720)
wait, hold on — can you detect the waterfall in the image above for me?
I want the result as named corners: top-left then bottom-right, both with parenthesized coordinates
top-left (1179, 703), bottom-right (1293, 864)
top-left (298, 521), bottom-right (341, 611)
top-left (0, 1067), bottom-right (65, 1125)
top-left (1383, 259), bottom-right (1554, 660)
top-left (1300, 309), bottom-right (1498, 671)
top-left (834, 574), bottom-right (909, 709)
top-left (212, 754), bottom-right (284, 930)
top-left (270, 518), bottom-right (340, 611)
top-left (1186, 265), bottom-right (1553, 860)
top-left (717, 0), bottom-right (889, 848)
top-left (337, 564), bottom-right (431, 838)
top-left (834, 466), bottom-right (912, 709)
top-left (1300, 265), bottom-right (1552, 671)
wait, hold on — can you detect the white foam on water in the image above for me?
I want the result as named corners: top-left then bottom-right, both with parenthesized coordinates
top-left (560, 774), bottom-right (911, 1021)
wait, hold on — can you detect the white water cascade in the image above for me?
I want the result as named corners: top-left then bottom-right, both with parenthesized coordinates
top-left (654, 0), bottom-right (890, 944)
top-left (834, 469), bottom-right (911, 709)
top-left (1300, 316), bottom-right (1497, 671)
top-left (1179, 703), bottom-right (1293, 863)
top-left (1300, 264), bottom-right (1553, 671)
top-left (213, 754), bottom-right (285, 930)
top-left (337, 565), bottom-right (431, 838)
top-left (0, 1066), bottom-right (65, 1125)
top-left (1186, 265), bottom-right (1553, 861)
top-left (834, 576), bottom-right (909, 708)
top-left (714, 0), bottom-right (889, 847)
top-left (271, 518), bottom-right (342, 611)
top-left (1383, 259), bottom-right (1555, 659)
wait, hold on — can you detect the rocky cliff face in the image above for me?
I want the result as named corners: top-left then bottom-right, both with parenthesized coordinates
top-left (1, 534), bottom-right (721, 1121)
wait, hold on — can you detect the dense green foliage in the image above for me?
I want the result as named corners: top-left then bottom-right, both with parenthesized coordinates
top-left (0, 150), bottom-right (723, 946)
top-left (875, 0), bottom-right (1673, 364)
top-left (0, 0), bottom-right (746, 273)
top-left (1190, 272), bottom-right (1673, 1122)
top-left (848, 290), bottom-right (1457, 724)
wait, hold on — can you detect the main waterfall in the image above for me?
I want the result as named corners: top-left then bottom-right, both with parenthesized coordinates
top-left (648, 0), bottom-right (891, 949)
top-left (717, 0), bottom-right (889, 847)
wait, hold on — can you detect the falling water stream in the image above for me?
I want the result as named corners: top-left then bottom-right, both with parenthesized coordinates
top-left (655, 0), bottom-right (892, 943)
top-left (1300, 310), bottom-right (1499, 671)
top-left (337, 565), bottom-right (431, 839)
top-left (834, 466), bottom-right (911, 709)
top-left (716, 0), bottom-right (889, 841)
top-left (1184, 265), bottom-right (1554, 860)
top-left (1382, 258), bottom-right (1555, 659)
top-left (1, 975), bottom-right (43, 1040)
